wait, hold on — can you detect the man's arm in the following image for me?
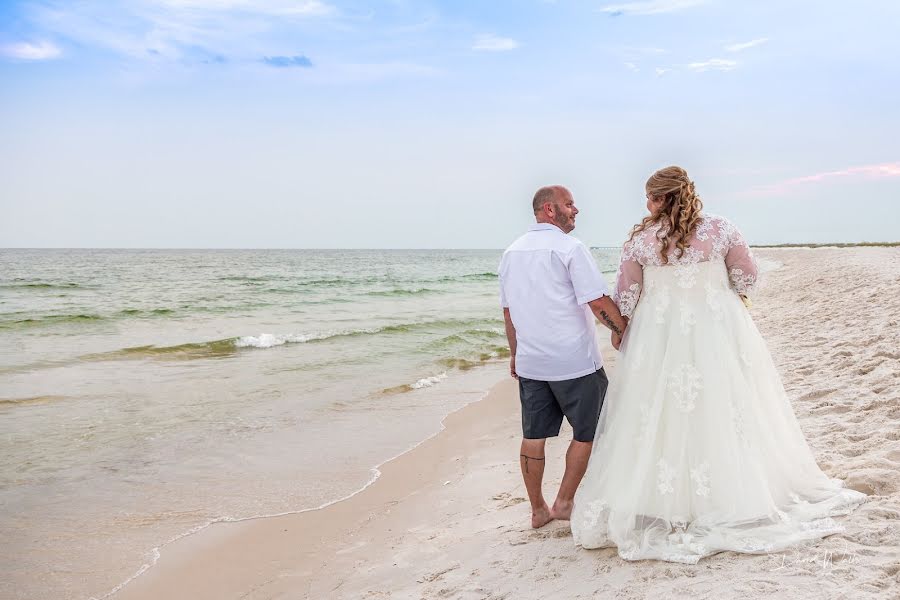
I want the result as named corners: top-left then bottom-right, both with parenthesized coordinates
top-left (503, 307), bottom-right (518, 379)
top-left (588, 295), bottom-right (627, 350)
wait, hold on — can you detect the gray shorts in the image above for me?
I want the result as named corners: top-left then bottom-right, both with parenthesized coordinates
top-left (518, 368), bottom-right (608, 442)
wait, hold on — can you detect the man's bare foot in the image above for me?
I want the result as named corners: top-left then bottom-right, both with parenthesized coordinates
top-left (531, 503), bottom-right (553, 528)
top-left (550, 499), bottom-right (574, 521)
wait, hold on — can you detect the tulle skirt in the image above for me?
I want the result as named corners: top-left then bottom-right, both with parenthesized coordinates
top-left (570, 260), bottom-right (865, 563)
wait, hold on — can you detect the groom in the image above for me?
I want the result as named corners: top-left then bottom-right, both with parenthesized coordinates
top-left (499, 185), bottom-right (626, 528)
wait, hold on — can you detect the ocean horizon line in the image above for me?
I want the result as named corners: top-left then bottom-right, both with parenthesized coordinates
top-left (2, 241), bottom-right (900, 251)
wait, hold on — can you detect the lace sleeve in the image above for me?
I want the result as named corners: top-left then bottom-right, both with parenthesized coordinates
top-left (723, 222), bottom-right (758, 296)
top-left (614, 243), bottom-right (643, 318)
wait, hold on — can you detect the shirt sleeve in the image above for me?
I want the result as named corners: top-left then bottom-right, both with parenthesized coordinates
top-left (567, 243), bottom-right (610, 305)
top-left (613, 249), bottom-right (643, 318)
top-left (498, 256), bottom-right (509, 308)
top-left (723, 221), bottom-right (759, 296)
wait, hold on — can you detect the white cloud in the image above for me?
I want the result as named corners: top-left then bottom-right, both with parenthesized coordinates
top-left (655, 67), bottom-right (670, 76)
top-left (625, 62), bottom-right (639, 72)
top-left (1, 41), bottom-right (62, 61)
top-left (600, 0), bottom-right (706, 16)
top-left (153, 0), bottom-right (334, 17)
top-left (686, 58), bottom-right (737, 72)
top-left (25, 0), bottom-right (334, 63)
top-left (725, 38), bottom-right (769, 52)
top-left (472, 35), bottom-right (519, 52)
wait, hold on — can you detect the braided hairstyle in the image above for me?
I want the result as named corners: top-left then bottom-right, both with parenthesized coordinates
top-left (629, 165), bottom-right (704, 265)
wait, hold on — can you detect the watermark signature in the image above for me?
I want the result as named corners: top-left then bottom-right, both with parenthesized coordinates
top-left (769, 543), bottom-right (862, 572)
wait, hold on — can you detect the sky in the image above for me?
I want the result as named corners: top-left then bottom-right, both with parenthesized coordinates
top-left (1, 0), bottom-right (899, 248)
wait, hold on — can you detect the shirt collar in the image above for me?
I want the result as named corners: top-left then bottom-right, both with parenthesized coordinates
top-left (528, 222), bottom-right (565, 234)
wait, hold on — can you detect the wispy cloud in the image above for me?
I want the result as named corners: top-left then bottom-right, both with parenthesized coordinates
top-left (725, 38), bottom-right (769, 53)
top-left (749, 162), bottom-right (900, 196)
top-left (0, 40), bottom-right (62, 61)
top-left (23, 0), bottom-right (334, 63)
top-left (262, 55), bottom-right (313, 68)
top-left (655, 67), bottom-right (670, 76)
top-left (472, 34), bottom-right (519, 52)
top-left (153, 0), bottom-right (334, 17)
top-left (624, 61), bottom-right (639, 72)
top-left (600, 0), bottom-right (706, 16)
top-left (686, 58), bottom-right (737, 72)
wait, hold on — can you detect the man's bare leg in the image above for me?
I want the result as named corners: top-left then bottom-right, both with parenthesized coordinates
top-left (550, 439), bottom-right (592, 520)
top-left (520, 438), bottom-right (552, 528)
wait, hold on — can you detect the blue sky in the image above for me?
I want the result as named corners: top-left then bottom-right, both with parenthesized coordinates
top-left (1, 0), bottom-right (899, 248)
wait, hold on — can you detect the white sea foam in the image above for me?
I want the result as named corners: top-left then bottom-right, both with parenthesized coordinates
top-left (466, 327), bottom-right (505, 335)
top-left (410, 372), bottom-right (448, 389)
top-left (232, 320), bottom-right (491, 350)
top-left (234, 333), bottom-right (318, 348)
top-left (233, 328), bottom-right (379, 348)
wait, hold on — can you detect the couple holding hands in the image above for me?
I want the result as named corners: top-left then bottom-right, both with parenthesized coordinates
top-left (498, 165), bottom-right (864, 563)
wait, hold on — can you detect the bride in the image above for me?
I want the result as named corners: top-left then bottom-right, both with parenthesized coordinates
top-left (570, 166), bottom-right (865, 563)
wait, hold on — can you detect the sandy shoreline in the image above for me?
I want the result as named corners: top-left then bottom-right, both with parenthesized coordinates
top-left (112, 247), bottom-right (899, 600)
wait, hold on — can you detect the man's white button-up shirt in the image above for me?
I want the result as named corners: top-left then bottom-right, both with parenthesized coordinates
top-left (499, 223), bottom-right (610, 381)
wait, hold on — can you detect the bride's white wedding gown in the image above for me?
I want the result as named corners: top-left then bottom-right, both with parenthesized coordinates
top-left (570, 214), bottom-right (865, 563)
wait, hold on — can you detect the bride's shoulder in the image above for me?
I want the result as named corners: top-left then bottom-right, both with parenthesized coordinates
top-left (700, 212), bottom-right (742, 226)
top-left (621, 224), bottom-right (662, 262)
top-left (697, 212), bottom-right (739, 234)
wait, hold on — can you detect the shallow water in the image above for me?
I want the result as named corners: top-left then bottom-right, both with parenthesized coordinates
top-left (0, 248), bottom-right (619, 599)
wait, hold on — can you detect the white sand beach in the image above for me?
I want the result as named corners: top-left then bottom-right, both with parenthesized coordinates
top-left (113, 247), bottom-right (900, 600)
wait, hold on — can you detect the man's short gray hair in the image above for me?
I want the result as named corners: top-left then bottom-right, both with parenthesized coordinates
top-left (532, 185), bottom-right (565, 214)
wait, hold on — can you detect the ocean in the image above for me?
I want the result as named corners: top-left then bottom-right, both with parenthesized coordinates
top-left (0, 248), bottom-right (620, 600)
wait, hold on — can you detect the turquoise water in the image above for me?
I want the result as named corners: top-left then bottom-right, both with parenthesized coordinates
top-left (0, 248), bottom-right (620, 599)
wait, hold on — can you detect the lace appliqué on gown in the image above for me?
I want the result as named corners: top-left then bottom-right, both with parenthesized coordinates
top-left (690, 462), bottom-right (711, 497)
top-left (616, 282), bottom-right (642, 318)
top-left (657, 459), bottom-right (676, 495)
top-left (668, 364), bottom-right (702, 413)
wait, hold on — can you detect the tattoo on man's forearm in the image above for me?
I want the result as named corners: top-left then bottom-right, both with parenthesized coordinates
top-left (599, 310), bottom-right (623, 336)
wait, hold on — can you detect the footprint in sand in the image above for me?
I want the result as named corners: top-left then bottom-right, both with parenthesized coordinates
top-left (417, 563), bottom-right (460, 584)
top-left (491, 492), bottom-right (527, 509)
top-left (799, 388), bottom-right (838, 402)
top-left (528, 526), bottom-right (571, 540)
top-left (885, 449), bottom-right (900, 463)
top-left (840, 445), bottom-right (867, 458)
top-left (861, 506), bottom-right (900, 521)
top-left (856, 363), bottom-right (879, 375)
top-left (853, 524), bottom-right (899, 547)
top-left (845, 470), bottom-right (899, 496)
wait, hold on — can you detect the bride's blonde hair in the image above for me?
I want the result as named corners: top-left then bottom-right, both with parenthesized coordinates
top-left (629, 165), bottom-right (703, 264)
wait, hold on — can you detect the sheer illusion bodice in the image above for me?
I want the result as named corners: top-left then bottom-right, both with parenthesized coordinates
top-left (614, 214), bottom-right (758, 317)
